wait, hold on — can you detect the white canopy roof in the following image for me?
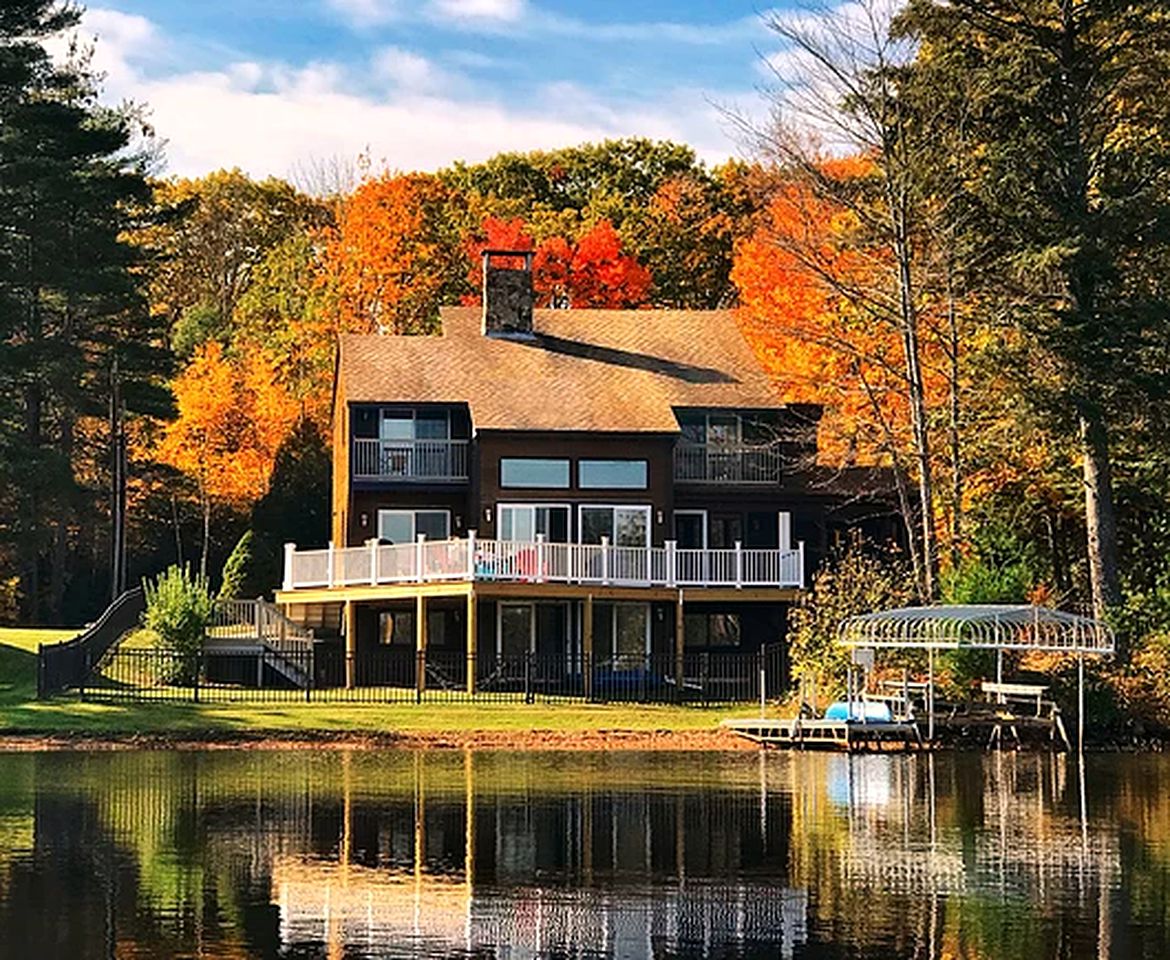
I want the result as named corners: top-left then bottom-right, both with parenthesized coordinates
top-left (837, 604), bottom-right (1114, 655)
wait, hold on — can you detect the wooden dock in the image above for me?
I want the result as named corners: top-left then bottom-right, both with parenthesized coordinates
top-left (722, 717), bottom-right (924, 751)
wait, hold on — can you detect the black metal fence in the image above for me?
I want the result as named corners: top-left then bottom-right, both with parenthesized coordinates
top-left (37, 588), bottom-right (145, 697)
top-left (74, 643), bottom-right (787, 706)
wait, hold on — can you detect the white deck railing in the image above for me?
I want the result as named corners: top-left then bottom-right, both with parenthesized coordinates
top-left (283, 535), bottom-right (805, 591)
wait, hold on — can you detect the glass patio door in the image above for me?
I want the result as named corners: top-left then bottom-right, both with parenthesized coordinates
top-left (579, 506), bottom-right (650, 582)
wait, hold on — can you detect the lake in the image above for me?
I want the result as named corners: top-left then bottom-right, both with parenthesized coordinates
top-left (0, 748), bottom-right (1166, 959)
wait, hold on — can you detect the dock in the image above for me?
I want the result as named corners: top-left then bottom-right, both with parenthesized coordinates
top-left (722, 717), bottom-right (924, 751)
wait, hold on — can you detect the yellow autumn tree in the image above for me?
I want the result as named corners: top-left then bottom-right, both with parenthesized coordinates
top-left (157, 342), bottom-right (300, 575)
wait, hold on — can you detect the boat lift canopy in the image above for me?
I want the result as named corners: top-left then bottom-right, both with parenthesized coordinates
top-left (835, 604), bottom-right (1113, 748)
top-left (837, 604), bottom-right (1114, 656)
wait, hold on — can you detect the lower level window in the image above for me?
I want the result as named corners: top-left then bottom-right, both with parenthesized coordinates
top-left (377, 509), bottom-right (450, 544)
top-left (684, 613), bottom-right (741, 648)
top-left (594, 601), bottom-right (650, 665)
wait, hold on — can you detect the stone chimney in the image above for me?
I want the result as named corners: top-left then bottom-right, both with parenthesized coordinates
top-left (482, 249), bottom-right (534, 338)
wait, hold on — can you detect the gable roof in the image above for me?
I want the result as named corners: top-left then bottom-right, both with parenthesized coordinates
top-left (338, 306), bottom-right (783, 433)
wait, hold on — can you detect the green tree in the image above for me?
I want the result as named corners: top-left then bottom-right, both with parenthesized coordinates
top-left (0, 3), bottom-right (170, 622)
top-left (142, 169), bottom-right (326, 357)
top-left (898, 0), bottom-right (1170, 631)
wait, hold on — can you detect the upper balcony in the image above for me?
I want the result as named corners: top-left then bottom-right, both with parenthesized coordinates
top-left (673, 443), bottom-right (782, 485)
top-left (352, 438), bottom-right (470, 484)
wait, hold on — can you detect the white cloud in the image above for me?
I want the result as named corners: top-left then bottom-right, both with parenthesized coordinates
top-left (429, 0), bottom-right (526, 22)
top-left (326, 0), bottom-right (401, 27)
top-left (372, 46), bottom-right (453, 93)
top-left (63, 6), bottom-right (740, 182)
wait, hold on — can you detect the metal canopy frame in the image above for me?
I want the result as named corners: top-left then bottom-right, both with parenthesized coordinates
top-left (837, 604), bottom-right (1114, 656)
top-left (835, 604), bottom-right (1113, 749)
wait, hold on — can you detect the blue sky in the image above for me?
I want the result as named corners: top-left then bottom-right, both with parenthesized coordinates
top-left (72, 1), bottom-right (796, 183)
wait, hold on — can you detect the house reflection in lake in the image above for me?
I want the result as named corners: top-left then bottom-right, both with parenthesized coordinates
top-left (271, 751), bottom-right (808, 958)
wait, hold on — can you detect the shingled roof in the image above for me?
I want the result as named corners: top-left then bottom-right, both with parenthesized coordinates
top-left (338, 306), bottom-right (783, 433)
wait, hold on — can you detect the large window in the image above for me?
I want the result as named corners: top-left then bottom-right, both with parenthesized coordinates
top-left (684, 613), bottom-right (741, 649)
top-left (499, 504), bottom-right (570, 542)
top-left (380, 409), bottom-right (450, 440)
top-left (500, 458), bottom-right (570, 489)
top-left (377, 509), bottom-right (450, 544)
top-left (594, 602), bottom-right (650, 665)
top-left (578, 459), bottom-right (648, 489)
top-left (579, 505), bottom-right (650, 547)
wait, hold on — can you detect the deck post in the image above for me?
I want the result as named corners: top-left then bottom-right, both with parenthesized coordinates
top-left (416, 594), bottom-right (428, 699)
top-left (283, 542), bottom-right (295, 590)
top-left (665, 540), bottom-right (677, 588)
top-left (467, 529), bottom-right (477, 581)
top-left (734, 541), bottom-right (743, 589)
top-left (327, 541), bottom-right (335, 588)
top-left (416, 534), bottom-right (427, 582)
top-left (601, 537), bottom-right (610, 585)
top-left (674, 592), bottom-right (685, 700)
top-left (583, 594), bottom-right (594, 700)
top-left (536, 533), bottom-right (545, 583)
top-left (466, 590), bottom-right (477, 695)
top-left (368, 538), bottom-right (378, 585)
top-left (344, 599), bottom-right (356, 690)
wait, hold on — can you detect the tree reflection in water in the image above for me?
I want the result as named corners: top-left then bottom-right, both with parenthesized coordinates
top-left (0, 750), bottom-right (1167, 959)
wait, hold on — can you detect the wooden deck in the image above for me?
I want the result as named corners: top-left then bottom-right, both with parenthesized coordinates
top-left (722, 717), bottom-right (924, 751)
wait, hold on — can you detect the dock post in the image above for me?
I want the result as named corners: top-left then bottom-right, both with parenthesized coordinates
top-left (466, 589), bottom-right (477, 695)
top-left (927, 647), bottom-right (935, 743)
top-left (758, 651), bottom-right (766, 719)
top-left (1077, 651), bottom-right (1085, 753)
top-left (583, 595), bottom-right (594, 700)
top-left (344, 600), bottom-right (356, 690)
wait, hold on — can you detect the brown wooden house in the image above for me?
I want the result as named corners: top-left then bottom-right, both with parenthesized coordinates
top-left (275, 251), bottom-right (899, 696)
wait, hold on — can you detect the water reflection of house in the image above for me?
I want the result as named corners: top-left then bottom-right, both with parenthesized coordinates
top-left (273, 856), bottom-right (807, 959)
top-left (268, 754), bottom-right (807, 958)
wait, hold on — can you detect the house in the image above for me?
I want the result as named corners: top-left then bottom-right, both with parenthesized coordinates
top-left (275, 251), bottom-right (899, 698)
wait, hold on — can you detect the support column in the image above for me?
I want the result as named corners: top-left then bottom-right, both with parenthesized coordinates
top-left (344, 599), bottom-right (357, 690)
top-left (674, 591), bottom-right (685, 697)
top-left (583, 594), bottom-right (594, 700)
top-left (466, 589), bottom-right (477, 695)
top-left (416, 594), bottom-right (428, 697)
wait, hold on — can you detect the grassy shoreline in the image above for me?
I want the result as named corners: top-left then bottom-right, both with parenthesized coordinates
top-left (0, 627), bottom-right (751, 746)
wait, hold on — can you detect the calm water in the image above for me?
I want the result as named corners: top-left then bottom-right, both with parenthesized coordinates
top-left (0, 749), bottom-right (1167, 959)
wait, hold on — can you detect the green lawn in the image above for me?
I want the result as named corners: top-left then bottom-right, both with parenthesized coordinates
top-left (0, 628), bottom-right (746, 738)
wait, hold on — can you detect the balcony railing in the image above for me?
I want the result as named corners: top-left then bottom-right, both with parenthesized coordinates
top-left (283, 535), bottom-right (805, 591)
top-left (673, 443), bottom-right (782, 484)
top-left (352, 438), bottom-right (469, 482)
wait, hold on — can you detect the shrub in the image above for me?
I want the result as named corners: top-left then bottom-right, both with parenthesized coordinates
top-left (142, 565), bottom-right (214, 684)
top-left (788, 538), bottom-right (916, 702)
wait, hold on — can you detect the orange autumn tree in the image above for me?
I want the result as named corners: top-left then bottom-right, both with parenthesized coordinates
top-left (322, 172), bottom-right (465, 335)
top-left (157, 342), bottom-right (300, 576)
top-left (464, 216), bottom-right (651, 308)
top-left (733, 163), bottom-right (950, 586)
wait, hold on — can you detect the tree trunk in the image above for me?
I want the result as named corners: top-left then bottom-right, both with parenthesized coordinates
top-left (200, 489), bottom-right (211, 580)
top-left (889, 182), bottom-right (937, 600)
top-left (946, 269), bottom-right (963, 573)
top-left (1080, 411), bottom-right (1121, 629)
